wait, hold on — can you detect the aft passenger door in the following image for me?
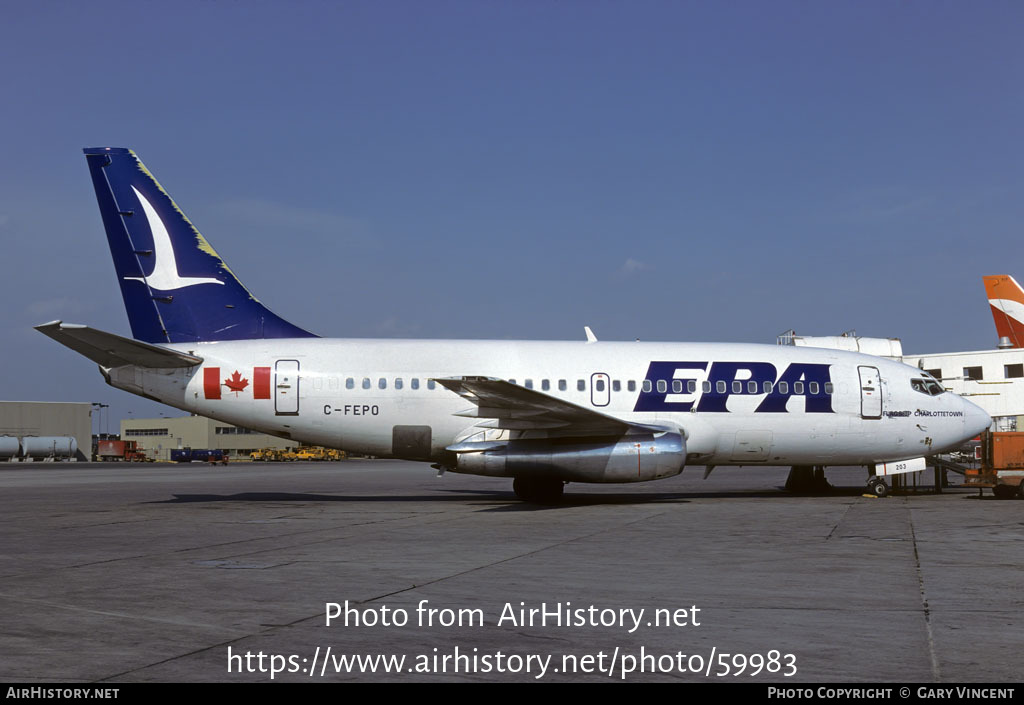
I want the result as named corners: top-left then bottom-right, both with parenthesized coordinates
top-left (275, 360), bottom-right (300, 415)
top-left (858, 365), bottom-right (882, 419)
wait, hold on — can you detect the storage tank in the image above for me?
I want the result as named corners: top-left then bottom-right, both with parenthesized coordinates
top-left (21, 436), bottom-right (78, 459)
top-left (0, 436), bottom-right (20, 459)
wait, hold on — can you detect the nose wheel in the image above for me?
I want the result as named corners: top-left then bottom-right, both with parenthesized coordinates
top-left (866, 476), bottom-right (890, 497)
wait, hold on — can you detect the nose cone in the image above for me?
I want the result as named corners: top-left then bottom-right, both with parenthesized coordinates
top-left (963, 399), bottom-right (992, 439)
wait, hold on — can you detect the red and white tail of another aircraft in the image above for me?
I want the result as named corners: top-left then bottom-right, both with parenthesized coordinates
top-left (984, 275), bottom-right (1024, 348)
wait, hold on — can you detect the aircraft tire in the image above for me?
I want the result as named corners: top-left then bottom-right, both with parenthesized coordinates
top-left (513, 477), bottom-right (564, 504)
top-left (867, 477), bottom-right (889, 497)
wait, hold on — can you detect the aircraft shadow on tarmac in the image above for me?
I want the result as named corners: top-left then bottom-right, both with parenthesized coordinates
top-left (147, 484), bottom-right (885, 510)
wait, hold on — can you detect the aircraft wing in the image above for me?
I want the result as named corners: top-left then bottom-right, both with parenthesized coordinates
top-left (434, 376), bottom-right (664, 435)
top-left (35, 321), bottom-right (203, 368)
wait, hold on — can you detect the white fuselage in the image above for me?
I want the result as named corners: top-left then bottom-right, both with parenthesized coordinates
top-left (104, 338), bottom-right (991, 477)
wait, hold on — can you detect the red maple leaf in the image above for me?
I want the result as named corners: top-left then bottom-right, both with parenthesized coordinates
top-left (223, 370), bottom-right (249, 394)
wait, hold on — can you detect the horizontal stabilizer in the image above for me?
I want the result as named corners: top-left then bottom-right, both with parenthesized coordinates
top-left (35, 321), bottom-right (202, 368)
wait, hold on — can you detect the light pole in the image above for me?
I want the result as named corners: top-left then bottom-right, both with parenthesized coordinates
top-left (91, 403), bottom-right (109, 438)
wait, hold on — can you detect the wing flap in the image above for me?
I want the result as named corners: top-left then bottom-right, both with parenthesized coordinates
top-left (35, 321), bottom-right (203, 368)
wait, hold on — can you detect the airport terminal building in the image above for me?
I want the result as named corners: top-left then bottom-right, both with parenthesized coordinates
top-left (120, 415), bottom-right (296, 461)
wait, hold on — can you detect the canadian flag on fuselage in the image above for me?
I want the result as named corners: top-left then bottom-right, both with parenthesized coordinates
top-left (984, 275), bottom-right (1024, 349)
top-left (203, 367), bottom-right (271, 399)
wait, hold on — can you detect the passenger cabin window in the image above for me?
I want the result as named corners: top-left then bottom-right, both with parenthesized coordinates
top-left (747, 381), bottom-right (757, 394)
top-left (628, 381), bottom-right (636, 392)
top-left (346, 378), bottom-right (354, 389)
top-left (963, 366), bottom-right (983, 381)
top-left (596, 379), bottom-right (606, 392)
top-left (777, 381), bottom-right (789, 394)
top-left (657, 380), bottom-right (667, 393)
top-left (362, 378), bottom-right (371, 390)
top-left (824, 382), bottom-right (834, 394)
top-left (411, 378), bottom-right (420, 390)
top-left (808, 381), bottom-right (819, 395)
top-left (559, 380), bottom-right (567, 391)
top-left (642, 380), bottom-right (652, 393)
top-left (672, 380), bottom-right (683, 393)
top-left (703, 381), bottom-right (712, 393)
top-left (395, 378), bottom-right (403, 390)
top-left (542, 379), bottom-right (550, 391)
top-left (716, 380), bottom-right (727, 394)
top-left (1006, 364), bottom-right (1024, 379)
top-left (378, 378), bottom-right (387, 389)
top-left (763, 381), bottom-right (773, 394)
top-left (687, 380), bottom-right (697, 393)
top-left (577, 380), bottom-right (585, 392)
top-left (911, 378), bottom-right (945, 396)
top-left (793, 381), bottom-right (804, 395)
top-left (525, 379), bottom-right (534, 389)
top-left (427, 380), bottom-right (436, 390)
top-left (612, 380), bottom-right (621, 392)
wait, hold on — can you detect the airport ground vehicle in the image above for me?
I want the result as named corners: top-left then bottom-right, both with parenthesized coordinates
top-left (170, 448), bottom-right (229, 465)
top-left (96, 439), bottom-right (152, 462)
top-left (963, 431), bottom-right (1024, 499)
top-left (295, 447), bottom-right (325, 461)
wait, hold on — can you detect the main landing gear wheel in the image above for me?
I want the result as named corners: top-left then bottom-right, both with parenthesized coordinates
top-left (512, 477), bottom-right (565, 504)
top-left (867, 476), bottom-right (890, 497)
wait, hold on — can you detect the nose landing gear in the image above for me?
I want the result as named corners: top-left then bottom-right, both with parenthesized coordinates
top-left (866, 476), bottom-right (890, 497)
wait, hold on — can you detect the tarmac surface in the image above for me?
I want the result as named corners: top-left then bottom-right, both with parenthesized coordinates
top-left (0, 460), bottom-right (1020, 683)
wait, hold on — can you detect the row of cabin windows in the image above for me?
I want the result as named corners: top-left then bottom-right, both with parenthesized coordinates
top-left (326, 377), bottom-right (833, 395)
top-left (637, 379), bottom-right (833, 395)
top-left (924, 364), bottom-right (1024, 382)
top-left (345, 378), bottom-right (438, 390)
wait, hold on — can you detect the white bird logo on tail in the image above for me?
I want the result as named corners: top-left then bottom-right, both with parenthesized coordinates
top-left (124, 186), bottom-right (223, 291)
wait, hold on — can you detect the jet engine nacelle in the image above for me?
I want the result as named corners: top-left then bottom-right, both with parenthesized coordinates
top-left (452, 431), bottom-right (686, 483)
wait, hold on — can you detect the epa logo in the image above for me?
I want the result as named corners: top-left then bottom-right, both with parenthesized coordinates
top-left (634, 361), bottom-right (834, 414)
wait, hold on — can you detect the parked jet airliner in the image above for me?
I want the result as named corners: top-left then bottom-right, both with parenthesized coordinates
top-left (38, 148), bottom-right (990, 501)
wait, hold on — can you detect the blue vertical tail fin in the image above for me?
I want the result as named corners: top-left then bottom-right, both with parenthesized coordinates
top-left (83, 147), bottom-right (316, 344)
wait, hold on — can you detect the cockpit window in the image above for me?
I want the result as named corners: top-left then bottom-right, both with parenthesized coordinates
top-left (911, 378), bottom-right (945, 396)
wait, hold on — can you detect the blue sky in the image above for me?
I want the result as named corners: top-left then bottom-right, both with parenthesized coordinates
top-left (1, 1), bottom-right (1022, 425)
